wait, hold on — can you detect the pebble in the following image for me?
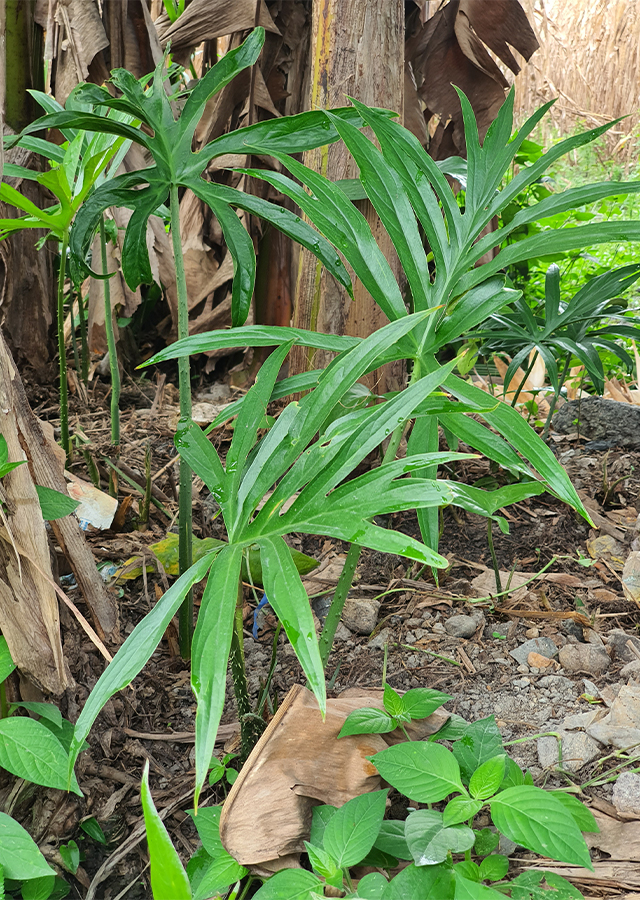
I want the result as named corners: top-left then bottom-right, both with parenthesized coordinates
top-left (512, 678), bottom-right (531, 689)
top-left (607, 629), bottom-right (640, 663)
top-left (527, 652), bottom-right (554, 668)
top-left (621, 660), bottom-right (640, 679)
top-left (538, 675), bottom-right (576, 692)
top-left (432, 622), bottom-right (446, 634)
top-left (368, 627), bottom-right (392, 650)
top-left (516, 664), bottom-right (529, 674)
top-left (342, 598), bottom-right (381, 635)
top-left (613, 771), bottom-right (640, 817)
top-left (558, 644), bottom-right (610, 676)
top-left (537, 730), bottom-right (601, 772)
top-left (510, 637), bottom-right (558, 667)
top-left (444, 614), bottom-right (480, 639)
top-left (525, 627), bottom-right (540, 639)
top-left (333, 623), bottom-right (352, 642)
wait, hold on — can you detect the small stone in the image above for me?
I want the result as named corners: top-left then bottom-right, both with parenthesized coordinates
top-left (445, 615), bottom-right (479, 638)
top-left (527, 652), bottom-right (554, 668)
top-left (558, 644), bottom-right (610, 676)
top-left (613, 771), bottom-right (640, 817)
top-left (368, 627), bottom-right (391, 650)
top-left (405, 632), bottom-right (417, 645)
top-left (593, 588), bottom-right (619, 603)
top-left (538, 731), bottom-right (601, 773)
top-left (510, 637), bottom-right (558, 667)
top-left (513, 677), bottom-right (531, 689)
top-left (525, 627), bottom-right (540, 639)
top-left (607, 629), bottom-right (640, 663)
top-left (517, 664), bottom-right (529, 674)
top-left (432, 622), bottom-right (446, 634)
top-left (333, 622), bottom-right (352, 642)
top-left (342, 598), bottom-right (381, 635)
top-left (621, 660), bottom-right (640, 679)
top-left (538, 674), bottom-right (576, 692)
top-left (563, 710), bottom-right (601, 730)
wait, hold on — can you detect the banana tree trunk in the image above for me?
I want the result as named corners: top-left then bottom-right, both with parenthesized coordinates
top-left (290, 0), bottom-right (405, 394)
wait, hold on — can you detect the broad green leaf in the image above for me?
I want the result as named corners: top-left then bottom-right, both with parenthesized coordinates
top-left (191, 853), bottom-right (247, 900)
top-left (490, 786), bottom-right (592, 868)
top-left (304, 842), bottom-right (342, 883)
top-left (141, 761), bottom-right (192, 899)
top-left (68, 552), bottom-right (217, 781)
top-left (192, 545), bottom-right (242, 807)
top-left (443, 798), bottom-right (483, 828)
top-left (405, 809), bottom-right (475, 866)
top-left (258, 536), bottom-right (325, 719)
top-left (355, 871), bottom-right (388, 898)
top-left (8, 702), bottom-right (63, 729)
top-left (338, 708), bottom-right (396, 738)
top-left (381, 862), bottom-right (455, 900)
top-left (500, 758), bottom-right (525, 791)
top-left (0, 813), bottom-right (55, 881)
top-left (549, 792), bottom-right (599, 833)
top-left (323, 790), bottom-right (388, 868)
top-left (310, 805), bottom-right (337, 849)
top-left (473, 829), bottom-right (499, 857)
top-left (383, 685), bottom-right (404, 718)
top-left (452, 717), bottom-right (504, 784)
top-left (478, 855), bottom-right (509, 882)
top-left (372, 742), bottom-right (465, 803)
top-left (20, 874), bottom-right (58, 900)
top-left (454, 860), bottom-right (480, 882)
top-left (188, 806), bottom-right (223, 858)
top-left (0, 718), bottom-right (81, 795)
top-left (507, 869), bottom-right (584, 899)
top-left (469, 756), bottom-right (507, 801)
top-left (399, 688), bottom-right (452, 721)
top-left (374, 821), bottom-right (412, 861)
top-left (35, 485), bottom-right (79, 521)
top-left (0, 636), bottom-right (16, 683)
top-left (251, 868), bottom-right (322, 900)
top-left (453, 875), bottom-right (506, 900)
top-left (149, 533), bottom-right (226, 577)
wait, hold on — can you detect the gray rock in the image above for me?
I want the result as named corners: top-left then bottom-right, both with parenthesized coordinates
top-left (553, 397), bottom-right (640, 448)
top-left (445, 614), bottom-right (481, 638)
top-left (512, 678), bottom-right (531, 689)
top-left (587, 684), bottom-right (640, 749)
top-left (613, 771), bottom-right (640, 818)
top-left (333, 622), bottom-right (352, 642)
top-left (342, 598), bottom-right (381, 635)
top-left (510, 637), bottom-right (558, 667)
top-left (607, 629), bottom-right (640, 663)
top-left (538, 675), bottom-right (575, 692)
top-left (621, 660), bottom-right (640, 679)
top-left (558, 644), bottom-right (610, 676)
top-left (538, 730), bottom-right (601, 772)
top-left (368, 627), bottom-right (392, 650)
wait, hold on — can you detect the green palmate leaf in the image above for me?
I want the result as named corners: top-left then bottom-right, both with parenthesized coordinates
top-left (381, 862), bottom-right (455, 900)
top-left (427, 278), bottom-right (522, 352)
top-left (326, 110), bottom-right (432, 311)
top-left (0, 636), bottom-right (16, 683)
top-left (0, 718), bottom-right (82, 795)
top-left (191, 545), bottom-right (242, 807)
top-left (258, 536), bottom-right (326, 720)
top-left (469, 756), bottom-right (507, 801)
top-left (0, 813), bottom-right (55, 881)
top-left (372, 742), bottom-right (465, 803)
top-left (405, 809), bottom-right (475, 866)
top-left (35, 485), bottom-right (79, 521)
top-left (143, 324), bottom-right (357, 366)
top-left (204, 200), bottom-right (255, 327)
top-left (490, 786), bottom-right (593, 868)
top-left (452, 717), bottom-right (504, 784)
top-left (68, 552), bottom-right (217, 782)
top-left (323, 790), bottom-right (388, 868)
top-left (251, 868), bottom-right (322, 900)
top-left (338, 708), bottom-right (396, 738)
top-left (141, 761), bottom-right (192, 900)
top-left (399, 688), bottom-right (452, 720)
top-left (443, 798), bottom-right (483, 828)
top-left (236, 155), bottom-right (407, 324)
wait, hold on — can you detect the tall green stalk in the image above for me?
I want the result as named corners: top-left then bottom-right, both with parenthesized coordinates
top-left (99, 217), bottom-right (120, 448)
top-left (57, 231), bottom-right (71, 461)
top-left (169, 184), bottom-right (194, 658)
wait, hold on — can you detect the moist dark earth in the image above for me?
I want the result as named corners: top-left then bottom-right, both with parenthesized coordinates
top-left (4, 374), bottom-right (640, 898)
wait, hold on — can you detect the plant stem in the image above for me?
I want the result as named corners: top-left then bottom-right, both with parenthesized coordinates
top-left (487, 518), bottom-right (503, 594)
top-left (229, 581), bottom-right (264, 758)
top-left (319, 542), bottom-right (361, 670)
top-left (100, 217), bottom-right (120, 449)
top-left (57, 231), bottom-right (71, 461)
top-left (510, 350), bottom-right (537, 407)
top-left (0, 680), bottom-right (7, 719)
top-left (542, 355), bottom-right (571, 441)
top-left (77, 287), bottom-right (89, 387)
top-left (169, 183), bottom-right (194, 658)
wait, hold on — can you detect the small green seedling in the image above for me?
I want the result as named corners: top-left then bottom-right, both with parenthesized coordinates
top-left (339, 685), bottom-right (452, 742)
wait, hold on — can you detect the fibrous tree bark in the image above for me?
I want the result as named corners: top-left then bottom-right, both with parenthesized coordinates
top-left (290, 0), bottom-right (405, 394)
